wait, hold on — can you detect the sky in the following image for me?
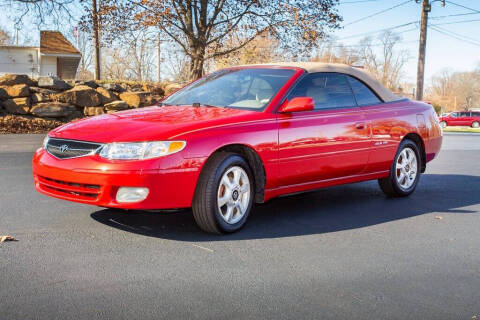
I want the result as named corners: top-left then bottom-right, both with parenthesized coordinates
top-left (1, 0), bottom-right (479, 85)
top-left (335, 0), bottom-right (480, 85)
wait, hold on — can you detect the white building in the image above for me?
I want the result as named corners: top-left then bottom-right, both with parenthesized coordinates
top-left (0, 31), bottom-right (81, 79)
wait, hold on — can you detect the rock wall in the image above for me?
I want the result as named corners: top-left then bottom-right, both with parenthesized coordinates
top-left (0, 74), bottom-right (182, 134)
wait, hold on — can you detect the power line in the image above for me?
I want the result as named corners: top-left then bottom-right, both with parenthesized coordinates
top-left (431, 18), bottom-right (480, 26)
top-left (339, 0), bottom-right (381, 4)
top-left (429, 25), bottom-right (480, 46)
top-left (431, 24), bottom-right (480, 44)
top-left (337, 21), bottom-right (418, 40)
top-left (337, 12), bottom-right (479, 41)
top-left (343, 0), bottom-right (412, 27)
top-left (445, 1), bottom-right (480, 14)
top-left (430, 12), bottom-right (480, 19)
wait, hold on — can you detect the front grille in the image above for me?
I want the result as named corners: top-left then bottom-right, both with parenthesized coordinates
top-left (46, 138), bottom-right (103, 159)
top-left (37, 175), bottom-right (102, 201)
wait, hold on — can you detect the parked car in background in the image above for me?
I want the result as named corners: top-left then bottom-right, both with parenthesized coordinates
top-left (32, 62), bottom-right (443, 234)
top-left (439, 111), bottom-right (480, 128)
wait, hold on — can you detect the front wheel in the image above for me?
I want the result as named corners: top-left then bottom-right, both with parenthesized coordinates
top-left (192, 152), bottom-right (254, 234)
top-left (472, 121), bottom-right (479, 128)
top-left (440, 121), bottom-right (447, 128)
top-left (378, 139), bottom-right (421, 197)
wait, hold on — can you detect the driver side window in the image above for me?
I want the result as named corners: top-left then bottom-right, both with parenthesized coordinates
top-left (287, 72), bottom-right (357, 110)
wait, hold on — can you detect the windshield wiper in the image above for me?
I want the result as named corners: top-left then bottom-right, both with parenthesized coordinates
top-left (192, 102), bottom-right (221, 108)
top-left (157, 102), bottom-right (177, 107)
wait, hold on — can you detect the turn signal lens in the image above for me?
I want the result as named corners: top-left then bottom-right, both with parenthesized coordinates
top-left (168, 141), bottom-right (186, 153)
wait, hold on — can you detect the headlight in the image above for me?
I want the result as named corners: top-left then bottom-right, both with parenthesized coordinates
top-left (42, 135), bottom-right (49, 149)
top-left (99, 141), bottom-right (186, 160)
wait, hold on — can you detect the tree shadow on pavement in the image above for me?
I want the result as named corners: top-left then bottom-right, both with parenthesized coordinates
top-left (90, 174), bottom-right (479, 242)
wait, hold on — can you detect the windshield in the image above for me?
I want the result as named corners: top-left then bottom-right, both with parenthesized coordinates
top-left (164, 68), bottom-right (296, 110)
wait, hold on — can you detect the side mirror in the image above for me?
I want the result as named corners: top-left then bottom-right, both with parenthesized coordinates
top-left (279, 97), bottom-right (314, 113)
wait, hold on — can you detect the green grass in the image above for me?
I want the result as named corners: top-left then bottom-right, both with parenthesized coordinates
top-left (443, 126), bottom-right (480, 133)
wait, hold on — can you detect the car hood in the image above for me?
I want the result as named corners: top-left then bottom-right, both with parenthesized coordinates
top-left (49, 105), bottom-right (262, 142)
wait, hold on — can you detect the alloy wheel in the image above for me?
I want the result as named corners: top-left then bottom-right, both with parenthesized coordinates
top-left (217, 166), bottom-right (251, 224)
top-left (395, 147), bottom-right (418, 190)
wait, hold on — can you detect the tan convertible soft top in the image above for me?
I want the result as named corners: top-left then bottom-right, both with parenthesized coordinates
top-left (240, 62), bottom-right (399, 103)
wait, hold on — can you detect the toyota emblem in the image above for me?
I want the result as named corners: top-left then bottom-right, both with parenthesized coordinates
top-left (60, 145), bottom-right (69, 153)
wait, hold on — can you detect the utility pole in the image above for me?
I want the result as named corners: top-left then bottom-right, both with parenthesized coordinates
top-left (157, 35), bottom-right (161, 83)
top-left (92, 0), bottom-right (101, 80)
top-left (415, 0), bottom-right (445, 101)
top-left (14, 24), bottom-right (19, 45)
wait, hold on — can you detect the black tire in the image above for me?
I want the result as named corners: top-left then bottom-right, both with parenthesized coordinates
top-left (192, 152), bottom-right (254, 234)
top-left (472, 121), bottom-right (479, 128)
top-left (378, 139), bottom-right (422, 197)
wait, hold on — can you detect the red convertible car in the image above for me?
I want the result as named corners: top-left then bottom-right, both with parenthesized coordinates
top-left (33, 63), bottom-right (442, 234)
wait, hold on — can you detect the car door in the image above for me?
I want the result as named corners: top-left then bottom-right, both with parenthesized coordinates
top-left (277, 72), bottom-right (370, 187)
top-left (449, 112), bottom-right (460, 126)
top-left (460, 112), bottom-right (472, 126)
top-left (346, 75), bottom-right (395, 173)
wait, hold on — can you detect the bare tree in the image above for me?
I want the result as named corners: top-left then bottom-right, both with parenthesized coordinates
top-left (101, 29), bottom-right (156, 81)
top-left (358, 31), bottom-right (410, 91)
top-left (0, 27), bottom-right (11, 45)
top-left (427, 69), bottom-right (480, 111)
top-left (75, 28), bottom-right (94, 80)
top-left (2, 0), bottom-right (79, 27)
top-left (310, 42), bottom-right (360, 65)
top-left (102, 48), bottom-right (128, 80)
top-left (430, 69), bottom-right (454, 98)
top-left (212, 32), bottom-right (281, 70)
top-left (95, 0), bottom-right (341, 80)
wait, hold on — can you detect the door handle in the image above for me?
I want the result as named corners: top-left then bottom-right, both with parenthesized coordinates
top-left (355, 122), bottom-right (365, 130)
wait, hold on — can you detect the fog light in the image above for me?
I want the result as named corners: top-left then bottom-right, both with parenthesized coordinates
top-left (116, 187), bottom-right (149, 203)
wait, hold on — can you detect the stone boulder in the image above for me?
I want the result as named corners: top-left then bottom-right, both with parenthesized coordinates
top-left (0, 74), bottom-right (36, 86)
top-left (0, 87), bottom-right (8, 100)
top-left (129, 84), bottom-right (144, 92)
top-left (0, 84), bottom-right (30, 98)
top-left (104, 100), bottom-right (129, 111)
top-left (76, 80), bottom-right (99, 89)
top-left (30, 102), bottom-right (77, 118)
top-left (143, 83), bottom-right (165, 96)
top-left (54, 85), bottom-right (103, 107)
top-left (64, 110), bottom-right (84, 122)
top-left (96, 87), bottom-right (117, 104)
top-left (101, 83), bottom-right (125, 92)
top-left (164, 83), bottom-right (182, 96)
top-left (31, 93), bottom-right (50, 104)
top-left (3, 97), bottom-right (30, 114)
top-left (84, 106), bottom-right (105, 116)
top-left (119, 91), bottom-right (149, 108)
top-left (29, 87), bottom-right (58, 95)
top-left (38, 76), bottom-right (72, 91)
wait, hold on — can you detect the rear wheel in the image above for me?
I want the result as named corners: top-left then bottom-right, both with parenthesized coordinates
top-left (440, 121), bottom-right (447, 128)
top-left (472, 121), bottom-right (479, 128)
top-left (378, 139), bottom-right (421, 197)
top-left (192, 152), bottom-right (254, 234)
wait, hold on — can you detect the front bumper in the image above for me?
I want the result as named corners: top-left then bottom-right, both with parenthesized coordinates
top-left (32, 149), bottom-right (203, 209)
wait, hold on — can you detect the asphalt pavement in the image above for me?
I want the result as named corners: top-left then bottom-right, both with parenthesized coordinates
top-left (0, 132), bottom-right (479, 319)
